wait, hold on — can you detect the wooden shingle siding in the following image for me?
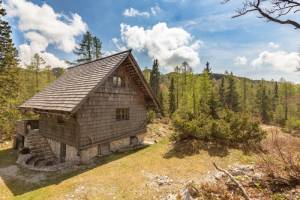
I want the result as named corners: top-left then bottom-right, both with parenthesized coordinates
top-left (77, 64), bottom-right (147, 148)
top-left (39, 114), bottom-right (77, 147)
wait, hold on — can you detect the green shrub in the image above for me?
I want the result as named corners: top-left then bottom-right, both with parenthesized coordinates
top-left (146, 109), bottom-right (156, 123)
top-left (285, 117), bottom-right (300, 131)
top-left (172, 109), bottom-right (266, 146)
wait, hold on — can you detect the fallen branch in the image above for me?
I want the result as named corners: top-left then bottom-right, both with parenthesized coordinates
top-left (213, 162), bottom-right (252, 200)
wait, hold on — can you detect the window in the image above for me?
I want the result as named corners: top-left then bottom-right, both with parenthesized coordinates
top-left (113, 76), bottom-right (125, 87)
top-left (116, 108), bottom-right (129, 121)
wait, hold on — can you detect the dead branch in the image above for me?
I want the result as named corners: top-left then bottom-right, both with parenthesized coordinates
top-left (213, 162), bottom-right (252, 200)
top-left (224, 0), bottom-right (300, 29)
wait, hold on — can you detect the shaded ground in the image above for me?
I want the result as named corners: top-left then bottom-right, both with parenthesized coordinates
top-left (0, 121), bottom-right (258, 200)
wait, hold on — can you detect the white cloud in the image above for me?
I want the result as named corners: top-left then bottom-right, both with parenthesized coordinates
top-left (234, 56), bottom-right (248, 66)
top-left (19, 44), bottom-right (67, 68)
top-left (150, 5), bottom-right (161, 16)
top-left (268, 42), bottom-right (280, 49)
top-left (123, 8), bottom-right (150, 17)
top-left (123, 5), bottom-right (161, 18)
top-left (119, 22), bottom-right (201, 72)
top-left (252, 50), bottom-right (300, 73)
top-left (5, 0), bottom-right (87, 67)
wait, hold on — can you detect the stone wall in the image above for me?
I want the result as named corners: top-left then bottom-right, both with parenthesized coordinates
top-left (47, 138), bottom-right (80, 163)
top-left (137, 133), bottom-right (146, 144)
top-left (110, 137), bottom-right (130, 152)
top-left (80, 146), bottom-right (98, 164)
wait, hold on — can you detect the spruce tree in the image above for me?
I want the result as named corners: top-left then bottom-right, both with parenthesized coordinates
top-left (149, 59), bottom-right (160, 97)
top-left (204, 61), bottom-right (212, 75)
top-left (255, 80), bottom-right (271, 123)
top-left (0, 0), bottom-right (21, 137)
top-left (74, 31), bottom-right (102, 63)
top-left (208, 88), bottom-right (219, 119)
top-left (30, 53), bottom-right (45, 93)
top-left (225, 72), bottom-right (239, 112)
top-left (242, 78), bottom-right (247, 112)
top-left (169, 77), bottom-right (176, 115)
top-left (93, 36), bottom-right (102, 59)
top-left (272, 81), bottom-right (279, 112)
top-left (158, 91), bottom-right (164, 116)
top-left (174, 65), bottom-right (180, 108)
top-left (219, 77), bottom-right (225, 107)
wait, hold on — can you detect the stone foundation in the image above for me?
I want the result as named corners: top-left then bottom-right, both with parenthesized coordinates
top-left (80, 146), bottom-right (98, 164)
top-left (110, 137), bottom-right (130, 152)
top-left (47, 138), bottom-right (80, 163)
top-left (137, 133), bottom-right (146, 144)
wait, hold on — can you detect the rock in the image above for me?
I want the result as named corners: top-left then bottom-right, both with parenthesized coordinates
top-left (162, 193), bottom-right (177, 200)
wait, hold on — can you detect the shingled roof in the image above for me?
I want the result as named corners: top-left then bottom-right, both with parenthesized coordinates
top-left (20, 50), bottom-right (160, 114)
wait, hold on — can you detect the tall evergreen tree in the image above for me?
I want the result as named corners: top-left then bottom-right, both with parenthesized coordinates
top-left (204, 61), bottom-right (212, 74)
top-left (74, 31), bottom-right (102, 63)
top-left (174, 65), bottom-right (180, 108)
top-left (208, 88), bottom-right (219, 119)
top-left (225, 72), bottom-right (239, 112)
top-left (149, 59), bottom-right (160, 97)
top-left (0, 0), bottom-right (21, 137)
top-left (93, 36), bottom-right (102, 59)
top-left (255, 80), bottom-right (271, 123)
top-left (272, 81), bottom-right (279, 112)
top-left (242, 78), bottom-right (247, 112)
top-left (30, 53), bottom-right (45, 93)
top-left (169, 77), bottom-right (176, 115)
top-left (219, 77), bottom-right (225, 107)
top-left (283, 81), bottom-right (289, 121)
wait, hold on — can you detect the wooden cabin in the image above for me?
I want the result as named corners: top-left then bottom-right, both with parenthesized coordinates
top-left (17, 50), bottom-right (160, 165)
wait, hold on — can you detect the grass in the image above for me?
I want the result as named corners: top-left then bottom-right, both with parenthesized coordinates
top-left (0, 136), bottom-right (256, 200)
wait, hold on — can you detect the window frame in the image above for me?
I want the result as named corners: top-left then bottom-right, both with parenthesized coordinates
top-left (116, 108), bottom-right (130, 121)
top-left (112, 75), bottom-right (125, 87)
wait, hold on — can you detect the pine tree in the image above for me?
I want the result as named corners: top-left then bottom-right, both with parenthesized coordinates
top-left (169, 77), bottom-right (176, 115)
top-left (158, 91), bottom-right (164, 116)
top-left (255, 80), bottom-right (271, 123)
top-left (204, 61), bottom-right (212, 75)
top-left (73, 31), bottom-right (102, 63)
top-left (93, 36), bottom-right (102, 59)
top-left (208, 88), bottom-right (219, 119)
top-left (283, 81), bottom-right (289, 121)
top-left (219, 77), bottom-right (225, 107)
top-left (30, 53), bottom-right (45, 93)
top-left (174, 66), bottom-right (180, 108)
top-left (242, 78), bottom-right (247, 112)
top-left (272, 81), bottom-right (279, 112)
top-left (0, 0), bottom-right (21, 137)
top-left (225, 72), bottom-right (239, 112)
top-left (150, 59), bottom-right (160, 97)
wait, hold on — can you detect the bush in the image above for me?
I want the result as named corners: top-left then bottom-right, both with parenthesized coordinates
top-left (172, 109), bottom-right (266, 146)
top-left (285, 117), bottom-right (300, 131)
top-left (146, 109), bottom-right (156, 123)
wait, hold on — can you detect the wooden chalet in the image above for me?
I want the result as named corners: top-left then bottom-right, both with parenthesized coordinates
top-left (16, 50), bottom-right (160, 165)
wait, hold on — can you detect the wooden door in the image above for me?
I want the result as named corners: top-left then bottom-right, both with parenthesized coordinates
top-left (60, 143), bottom-right (66, 162)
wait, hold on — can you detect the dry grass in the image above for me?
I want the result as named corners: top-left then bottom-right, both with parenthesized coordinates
top-left (0, 122), bottom-right (255, 200)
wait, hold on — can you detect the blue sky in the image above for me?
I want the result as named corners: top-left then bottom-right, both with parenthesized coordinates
top-left (4, 0), bottom-right (300, 82)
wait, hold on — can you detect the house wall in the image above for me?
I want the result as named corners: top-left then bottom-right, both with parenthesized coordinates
top-left (39, 114), bottom-right (78, 147)
top-left (76, 63), bottom-right (147, 149)
top-left (47, 138), bottom-right (80, 162)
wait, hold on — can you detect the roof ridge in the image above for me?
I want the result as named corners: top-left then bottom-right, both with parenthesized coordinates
top-left (68, 49), bottom-right (132, 69)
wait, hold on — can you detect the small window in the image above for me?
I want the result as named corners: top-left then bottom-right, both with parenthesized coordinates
top-left (116, 108), bottom-right (129, 121)
top-left (113, 76), bottom-right (125, 87)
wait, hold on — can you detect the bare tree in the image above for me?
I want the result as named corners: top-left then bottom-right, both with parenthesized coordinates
top-left (224, 0), bottom-right (300, 29)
